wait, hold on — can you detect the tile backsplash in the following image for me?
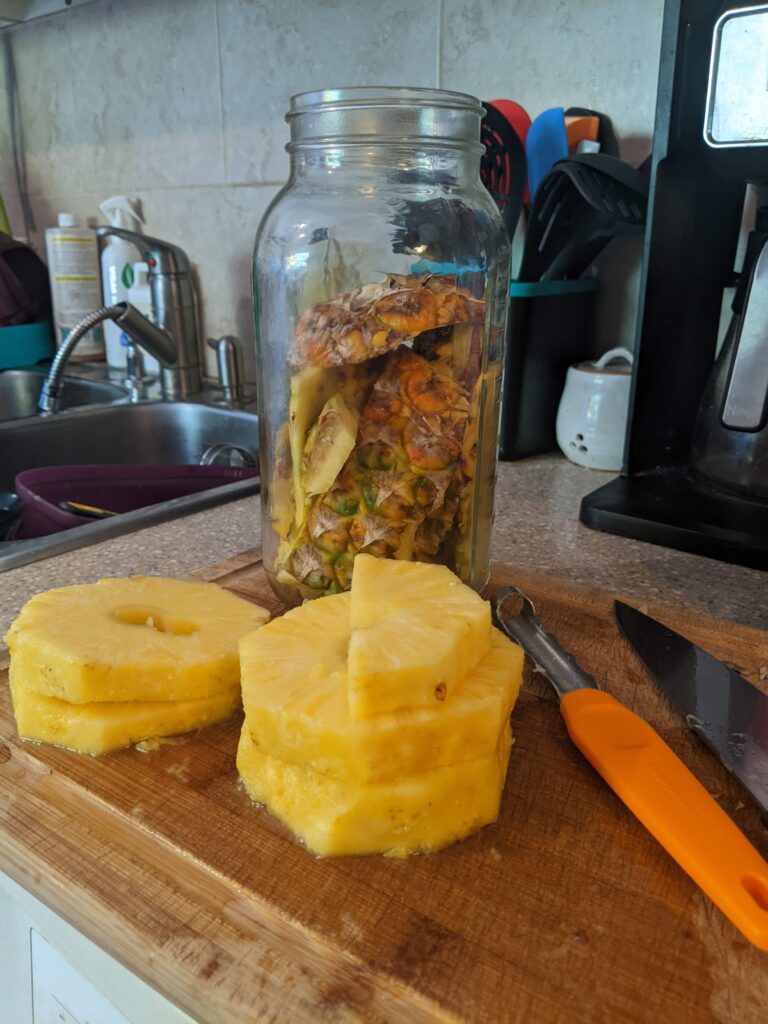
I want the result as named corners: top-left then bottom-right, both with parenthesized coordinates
top-left (0, 0), bottom-right (665, 381)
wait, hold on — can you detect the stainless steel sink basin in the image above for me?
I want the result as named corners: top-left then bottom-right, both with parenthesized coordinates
top-left (0, 368), bottom-right (127, 420)
top-left (0, 401), bottom-right (260, 571)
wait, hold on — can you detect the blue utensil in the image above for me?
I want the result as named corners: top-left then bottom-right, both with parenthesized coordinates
top-left (526, 107), bottom-right (568, 201)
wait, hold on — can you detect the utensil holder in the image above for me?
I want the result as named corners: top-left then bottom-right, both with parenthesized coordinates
top-left (499, 279), bottom-right (597, 460)
top-left (0, 320), bottom-right (54, 370)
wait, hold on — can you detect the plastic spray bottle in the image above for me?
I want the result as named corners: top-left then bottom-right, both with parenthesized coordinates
top-left (45, 213), bottom-right (104, 360)
top-left (99, 195), bottom-right (144, 369)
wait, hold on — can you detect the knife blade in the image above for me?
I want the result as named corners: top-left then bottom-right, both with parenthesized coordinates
top-left (615, 600), bottom-right (768, 818)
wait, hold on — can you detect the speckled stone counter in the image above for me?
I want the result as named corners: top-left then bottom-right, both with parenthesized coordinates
top-left (1, 455), bottom-right (765, 635)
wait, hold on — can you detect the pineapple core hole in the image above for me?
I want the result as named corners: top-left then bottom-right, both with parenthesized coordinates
top-left (113, 606), bottom-right (200, 637)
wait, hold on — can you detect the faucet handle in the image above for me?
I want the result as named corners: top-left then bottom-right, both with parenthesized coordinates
top-left (207, 335), bottom-right (243, 405)
top-left (95, 226), bottom-right (191, 275)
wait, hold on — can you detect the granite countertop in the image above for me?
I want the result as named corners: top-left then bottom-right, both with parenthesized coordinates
top-left (0, 454), bottom-right (765, 635)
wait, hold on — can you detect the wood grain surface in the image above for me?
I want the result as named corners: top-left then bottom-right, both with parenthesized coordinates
top-left (1, 550), bottom-right (768, 1023)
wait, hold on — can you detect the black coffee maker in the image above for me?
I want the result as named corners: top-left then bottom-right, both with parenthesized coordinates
top-left (581, 0), bottom-right (768, 571)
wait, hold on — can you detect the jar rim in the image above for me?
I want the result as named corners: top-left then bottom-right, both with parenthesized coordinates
top-left (287, 86), bottom-right (484, 120)
top-left (286, 86), bottom-right (485, 153)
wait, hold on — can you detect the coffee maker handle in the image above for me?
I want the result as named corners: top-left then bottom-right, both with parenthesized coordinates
top-left (721, 236), bottom-right (768, 432)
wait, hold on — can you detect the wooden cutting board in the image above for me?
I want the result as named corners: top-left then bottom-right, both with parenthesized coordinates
top-left (1, 550), bottom-right (768, 1024)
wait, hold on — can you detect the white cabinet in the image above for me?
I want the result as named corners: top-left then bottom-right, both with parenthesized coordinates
top-left (0, 873), bottom-right (197, 1024)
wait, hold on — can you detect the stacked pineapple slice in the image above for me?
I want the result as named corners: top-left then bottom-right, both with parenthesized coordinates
top-left (4, 577), bottom-right (269, 755)
top-left (238, 555), bottom-right (523, 857)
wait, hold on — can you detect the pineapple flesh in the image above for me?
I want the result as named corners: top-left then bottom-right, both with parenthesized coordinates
top-left (237, 721), bottom-right (512, 858)
top-left (9, 667), bottom-right (240, 756)
top-left (4, 576), bottom-right (269, 704)
top-left (347, 554), bottom-right (491, 718)
top-left (240, 592), bottom-right (523, 783)
top-left (238, 557), bottom-right (523, 857)
top-left (4, 576), bottom-right (269, 755)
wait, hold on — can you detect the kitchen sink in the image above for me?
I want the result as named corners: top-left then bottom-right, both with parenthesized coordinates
top-left (0, 368), bottom-right (127, 420)
top-left (0, 401), bottom-right (260, 571)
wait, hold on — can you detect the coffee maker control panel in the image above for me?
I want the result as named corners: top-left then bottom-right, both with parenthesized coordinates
top-left (705, 4), bottom-right (768, 149)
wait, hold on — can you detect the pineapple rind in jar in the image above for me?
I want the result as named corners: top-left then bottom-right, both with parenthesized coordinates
top-left (273, 274), bottom-right (487, 603)
top-left (239, 590), bottom-right (523, 783)
top-left (288, 273), bottom-right (484, 369)
top-left (288, 366), bottom-right (346, 529)
top-left (268, 421), bottom-right (295, 541)
top-left (237, 720), bottom-right (513, 858)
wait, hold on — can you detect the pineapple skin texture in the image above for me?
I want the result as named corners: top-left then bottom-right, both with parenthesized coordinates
top-left (240, 593), bottom-right (523, 784)
top-left (9, 665), bottom-right (240, 756)
top-left (4, 577), bottom-right (269, 704)
top-left (347, 554), bottom-right (491, 718)
top-left (237, 721), bottom-right (513, 858)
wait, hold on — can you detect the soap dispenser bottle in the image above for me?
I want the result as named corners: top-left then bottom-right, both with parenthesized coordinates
top-left (45, 212), bottom-right (104, 360)
top-left (99, 195), bottom-right (144, 369)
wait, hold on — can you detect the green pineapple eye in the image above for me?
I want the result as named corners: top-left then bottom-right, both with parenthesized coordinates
top-left (315, 536), bottom-right (344, 556)
top-left (304, 570), bottom-right (330, 591)
top-left (362, 484), bottom-right (378, 510)
top-left (413, 476), bottom-right (436, 509)
top-left (356, 442), bottom-right (395, 470)
top-left (331, 496), bottom-right (359, 516)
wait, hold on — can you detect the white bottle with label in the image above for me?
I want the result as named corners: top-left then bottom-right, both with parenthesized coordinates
top-left (45, 213), bottom-right (105, 360)
top-left (125, 261), bottom-right (160, 376)
top-left (99, 195), bottom-right (144, 370)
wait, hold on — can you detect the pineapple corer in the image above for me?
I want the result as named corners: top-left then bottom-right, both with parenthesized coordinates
top-left (494, 586), bottom-right (768, 952)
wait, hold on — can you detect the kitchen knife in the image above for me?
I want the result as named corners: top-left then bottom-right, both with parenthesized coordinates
top-left (495, 586), bottom-right (768, 951)
top-left (615, 600), bottom-right (768, 818)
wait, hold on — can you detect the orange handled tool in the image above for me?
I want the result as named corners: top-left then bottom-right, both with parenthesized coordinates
top-left (494, 587), bottom-right (768, 951)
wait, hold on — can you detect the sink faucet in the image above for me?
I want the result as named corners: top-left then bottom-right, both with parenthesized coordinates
top-left (95, 227), bottom-right (203, 400)
top-left (39, 229), bottom-right (204, 414)
top-left (38, 302), bottom-right (184, 413)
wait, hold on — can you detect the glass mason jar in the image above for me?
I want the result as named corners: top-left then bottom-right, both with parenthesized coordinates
top-left (253, 87), bottom-right (511, 605)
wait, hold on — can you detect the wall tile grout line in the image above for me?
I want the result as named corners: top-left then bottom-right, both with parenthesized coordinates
top-left (436, 0), bottom-right (444, 88)
top-left (21, 182), bottom-right (288, 202)
top-left (214, 0), bottom-right (229, 186)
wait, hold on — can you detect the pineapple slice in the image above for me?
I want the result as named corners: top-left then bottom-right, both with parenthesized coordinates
top-left (240, 593), bottom-right (523, 783)
top-left (347, 554), bottom-right (491, 718)
top-left (4, 577), bottom-right (269, 704)
top-left (9, 665), bottom-right (240, 755)
top-left (237, 721), bottom-right (512, 858)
